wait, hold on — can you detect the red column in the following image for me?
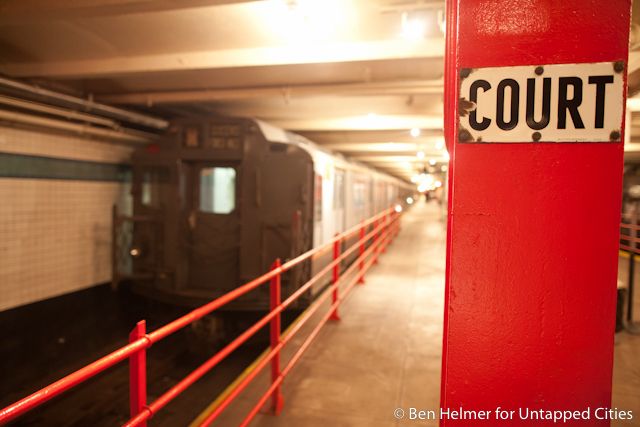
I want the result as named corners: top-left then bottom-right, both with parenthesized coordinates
top-left (441, 1), bottom-right (631, 426)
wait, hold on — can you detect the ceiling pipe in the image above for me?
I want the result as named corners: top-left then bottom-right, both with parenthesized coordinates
top-left (0, 108), bottom-right (152, 144)
top-left (0, 75), bottom-right (168, 129)
top-left (0, 94), bottom-right (120, 129)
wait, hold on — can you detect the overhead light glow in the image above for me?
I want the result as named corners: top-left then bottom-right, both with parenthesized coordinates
top-left (415, 173), bottom-right (436, 193)
top-left (395, 204), bottom-right (403, 213)
top-left (628, 97), bottom-right (640, 112)
top-left (441, 165), bottom-right (448, 172)
top-left (429, 158), bottom-right (437, 166)
top-left (264, 0), bottom-right (350, 43)
top-left (435, 180), bottom-right (442, 188)
top-left (444, 151), bottom-right (450, 161)
top-left (435, 138), bottom-right (445, 150)
top-left (417, 151), bottom-right (425, 159)
top-left (410, 127), bottom-right (421, 138)
top-left (401, 12), bottom-right (427, 41)
top-left (406, 197), bottom-right (414, 205)
top-left (411, 175), bottom-right (419, 183)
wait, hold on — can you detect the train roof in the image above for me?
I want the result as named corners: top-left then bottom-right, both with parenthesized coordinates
top-left (254, 119), bottom-right (412, 189)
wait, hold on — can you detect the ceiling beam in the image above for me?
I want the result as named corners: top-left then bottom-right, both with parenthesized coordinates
top-left (321, 140), bottom-right (443, 152)
top-left (346, 150), bottom-right (443, 157)
top-left (1, 38), bottom-right (445, 78)
top-left (270, 114), bottom-right (443, 131)
top-left (98, 79), bottom-right (443, 105)
top-left (353, 155), bottom-right (448, 163)
top-left (0, 0), bottom-right (259, 23)
top-left (298, 129), bottom-right (443, 143)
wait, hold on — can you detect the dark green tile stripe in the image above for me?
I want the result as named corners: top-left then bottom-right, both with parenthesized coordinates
top-left (0, 153), bottom-right (130, 182)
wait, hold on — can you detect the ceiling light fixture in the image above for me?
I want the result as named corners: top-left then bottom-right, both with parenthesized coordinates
top-left (401, 12), bottom-right (427, 41)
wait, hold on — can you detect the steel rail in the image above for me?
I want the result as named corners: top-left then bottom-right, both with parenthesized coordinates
top-left (120, 217), bottom-right (394, 426)
top-left (198, 221), bottom-right (395, 426)
top-left (0, 207), bottom-right (399, 425)
top-left (237, 233), bottom-right (390, 427)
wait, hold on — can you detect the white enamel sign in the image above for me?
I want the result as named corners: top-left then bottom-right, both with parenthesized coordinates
top-left (458, 62), bottom-right (625, 143)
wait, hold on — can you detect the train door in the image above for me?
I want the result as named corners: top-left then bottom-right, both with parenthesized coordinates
top-left (333, 168), bottom-right (346, 233)
top-left (130, 165), bottom-right (170, 276)
top-left (186, 162), bottom-right (240, 292)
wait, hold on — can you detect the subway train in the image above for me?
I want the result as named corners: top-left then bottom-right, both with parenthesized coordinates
top-left (112, 117), bottom-right (413, 323)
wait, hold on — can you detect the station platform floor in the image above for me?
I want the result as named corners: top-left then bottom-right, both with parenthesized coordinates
top-left (193, 202), bottom-right (640, 427)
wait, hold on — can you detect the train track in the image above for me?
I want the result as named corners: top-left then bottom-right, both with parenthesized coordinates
top-left (1, 285), bottom-right (263, 427)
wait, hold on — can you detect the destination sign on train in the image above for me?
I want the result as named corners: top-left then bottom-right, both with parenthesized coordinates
top-left (458, 62), bottom-right (625, 143)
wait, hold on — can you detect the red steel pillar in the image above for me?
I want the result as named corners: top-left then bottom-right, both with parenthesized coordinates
top-left (441, 1), bottom-right (631, 426)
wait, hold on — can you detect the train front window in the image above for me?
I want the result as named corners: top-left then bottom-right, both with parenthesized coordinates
top-left (200, 167), bottom-right (236, 214)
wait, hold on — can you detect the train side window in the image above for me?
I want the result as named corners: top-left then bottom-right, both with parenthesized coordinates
top-left (200, 167), bottom-right (236, 214)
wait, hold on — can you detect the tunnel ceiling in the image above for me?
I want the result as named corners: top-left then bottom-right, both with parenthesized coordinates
top-left (2, 0), bottom-right (640, 178)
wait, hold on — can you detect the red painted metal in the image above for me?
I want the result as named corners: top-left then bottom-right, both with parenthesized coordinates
top-left (373, 219), bottom-right (380, 265)
top-left (128, 321), bottom-right (147, 427)
top-left (269, 259), bottom-right (284, 415)
top-left (0, 207), bottom-right (400, 427)
top-left (330, 235), bottom-right (341, 321)
top-left (441, 1), bottom-right (631, 425)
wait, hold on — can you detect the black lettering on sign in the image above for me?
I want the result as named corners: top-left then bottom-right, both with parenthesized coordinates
top-left (588, 75), bottom-right (614, 128)
top-left (526, 78), bottom-right (551, 130)
top-left (469, 80), bottom-right (491, 131)
top-left (558, 77), bottom-right (585, 129)
top-left (496, 79), bottom-right (519, 131)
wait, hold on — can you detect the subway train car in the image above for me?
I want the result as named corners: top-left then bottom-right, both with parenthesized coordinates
top-left (112, 117), bottom-right (412, 319)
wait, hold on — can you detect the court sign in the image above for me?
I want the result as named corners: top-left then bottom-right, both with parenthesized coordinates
top-left (458, 62), bottom-right (625, 143)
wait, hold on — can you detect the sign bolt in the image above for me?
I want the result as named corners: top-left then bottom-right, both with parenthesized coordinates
top-left (613, 61), bottom-right (625, 73)
top-left (610, 130), bottom-right (621, 141)
top-left (459, 129), bottom-right (472, 142)
top-left (532, 132), bottom-right (542, 142)
top-left (460, 68), bottom-right (471, 79)
top-left (534, 66), bottom-right (544, 76)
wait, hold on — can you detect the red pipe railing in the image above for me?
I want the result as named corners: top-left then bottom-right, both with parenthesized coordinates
top-left (0, 206), bottom-right (402, 426)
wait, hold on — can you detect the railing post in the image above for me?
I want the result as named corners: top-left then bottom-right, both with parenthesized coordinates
top-left (269, 259), bottom-right (285, 415)
top-left (381, 211), bottom-right (390, 253)
top-left (129, 320), bottom-right (147, 427)
top-left (358, 221), bottom-right (365, 284)
top-left (629, 248), bottom-right (636, 324)
top-left (330, 235), bottom-right (341, 320)
top-left (373, 219), bottom-right (379, 265)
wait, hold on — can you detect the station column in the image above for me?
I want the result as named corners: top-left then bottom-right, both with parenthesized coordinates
top-left (441, 1), bottom-right (631, 426)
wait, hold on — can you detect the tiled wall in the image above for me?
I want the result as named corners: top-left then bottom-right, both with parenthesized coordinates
top-left (0, 125), bottom-right (135, 311)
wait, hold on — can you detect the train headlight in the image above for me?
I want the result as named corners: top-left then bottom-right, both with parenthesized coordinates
top-left (394, 204), bottom-right (403, 213)
top-left (130, 247), bottom-right (143, 258)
